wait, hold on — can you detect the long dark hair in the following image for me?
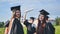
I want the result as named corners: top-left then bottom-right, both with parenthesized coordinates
top-left (36, 15), bottom-right (46, 34)
top-left (8, 10), bottom-right (21, 33)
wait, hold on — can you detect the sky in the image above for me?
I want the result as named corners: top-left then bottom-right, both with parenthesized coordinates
top-left (0, 0), bottom-right (60, 22)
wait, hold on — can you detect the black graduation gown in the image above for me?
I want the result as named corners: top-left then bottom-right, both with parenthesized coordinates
top-left (47, 22), bottom-right (55, 34)
top-left (43, 22), bottom-right (55, 34)
top-left (6, 18), bottom-right (24, 34)
top-left (5, 19), bottom-right (24, 34)
top-left (24, 20), bottom-right (36, 34)
top-left (37, 22), bottom-right (55, 34)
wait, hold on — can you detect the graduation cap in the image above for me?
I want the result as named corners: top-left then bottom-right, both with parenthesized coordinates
top-left (30, 17), bottom-right (35, 20)
top-left (11, 5), bottom-right (20, 12)
top-left (39, 9), bottom-right (49, 16)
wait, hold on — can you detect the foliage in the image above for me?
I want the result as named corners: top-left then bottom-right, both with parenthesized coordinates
top-left (55, 17), bottom-right (60, 25)
top-left (0, 22), bottom-right (4, 28)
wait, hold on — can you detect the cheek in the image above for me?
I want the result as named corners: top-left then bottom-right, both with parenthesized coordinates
top-left (15, 13), bottom-right (17, 16)
top-left (39, 16), bottom-right (41, 20)
top-left (39, 16), bottom-right (44, 20)
top-left (42, 17), bottom-right (44, 19)
top-left (16, 13), bottom-right (20, 15)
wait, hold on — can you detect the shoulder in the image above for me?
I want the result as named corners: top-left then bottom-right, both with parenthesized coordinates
top-left (4, 20), bottom-right (10, 27)
top-left (46, 22), bottom-right (52, 25)
top-left (33, 19), bottom-right (38, 27)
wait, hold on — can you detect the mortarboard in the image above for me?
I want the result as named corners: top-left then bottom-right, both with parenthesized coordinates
top-left (39, 9), bottom-right (49, 16)
top-left (11, 5), bottom-right (20, 12)
top-left (30, 17), bottom-right (35, 20)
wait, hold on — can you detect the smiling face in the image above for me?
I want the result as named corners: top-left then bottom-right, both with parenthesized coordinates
top-left (15, 10), bottom-right (21, 18)
top-left (39, 14), bottom-right (45, 21)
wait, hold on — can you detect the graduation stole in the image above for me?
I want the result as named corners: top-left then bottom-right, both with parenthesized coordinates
top-left (8, 18), bottom-right (14, 34)
top-left (21, 23), bottom-right (27, 34)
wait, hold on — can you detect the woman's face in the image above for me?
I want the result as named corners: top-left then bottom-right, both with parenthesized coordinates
top-left (39, 14), bottom-right (44, 21)
top-left (15, 10), bottom-right (21, 18)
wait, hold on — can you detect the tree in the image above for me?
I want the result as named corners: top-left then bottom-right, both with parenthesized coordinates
top-left (55, 17), bottom-right (60, 25)
top-left (0, 22), bottom-right (4, 27)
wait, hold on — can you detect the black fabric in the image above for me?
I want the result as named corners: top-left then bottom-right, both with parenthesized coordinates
top-left (37, 22), bottom-right (55, 34)
top-left (37, 22), bottom-right (45, 34)
top-left (5, 20), bottom-right (10, 27)
top-left (10, 18), bottom-right (24, 34)
top-left (24, 20), bottom-right (36, 34)
top-left (44, 22), bottom-right (55, 34)
top-left (11, 5), bottom-right (20, 11)
top-left (47, 22), bottom-right (55, 34)
top-left (39, 9), bottom-right (49, 15)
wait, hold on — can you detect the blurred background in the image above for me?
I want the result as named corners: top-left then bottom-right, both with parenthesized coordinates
top-left (0, 0), bottom-right (60, 34)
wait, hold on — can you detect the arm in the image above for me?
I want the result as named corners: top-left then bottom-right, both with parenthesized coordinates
top-left (24, 9), bottom-right (33, 21)
top-left (24, 11), bottom-right (28, 21)
top-left (48, 23), bottom-right (55, 30)
top-left (4, 20), bottom-right (9, 34)
top-left (24, 20), bottom-right (29, 27)
top-left (23, 11), bottom-right (30, 26)
top-left (23, 9), bottom-right (33, 26)
top-left (48, 23), bottom-right (55, 34)
top-left (4, 27), bottom-right (8, 34)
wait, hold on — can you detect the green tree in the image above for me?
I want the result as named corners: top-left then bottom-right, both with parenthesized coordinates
top-left (55, 17), bottom-right (60, 25)
top-left (0, 22), bottom-right (4, 27)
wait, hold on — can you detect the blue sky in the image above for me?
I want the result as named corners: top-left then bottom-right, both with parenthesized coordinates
top-left (0, 0), bottom-right (60, 22)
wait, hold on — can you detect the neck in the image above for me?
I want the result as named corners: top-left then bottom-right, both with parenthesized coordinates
top-left (41, 21), bottom-right (43, 23)
top-left (16, 17), bottom-right (18, 18)
top-left (15, 17), bottom-right (20, 20)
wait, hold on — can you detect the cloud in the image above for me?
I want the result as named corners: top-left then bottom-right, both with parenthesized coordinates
top-left (21, 0), bottom-right (57, 3)
top-left (0, 0), bottom-right (21, 4)
top-left (0, 0), bottom-right (57, 4)
top-left (39, 0), bottom-right (57, 2)
top-left (0, 0), bottom-right (60, 22)
top-left (8, 0), bottom-right (21, 4)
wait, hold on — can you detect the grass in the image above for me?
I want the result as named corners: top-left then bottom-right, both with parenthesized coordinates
top-left (55, 26), bottom-right (60, 34)
top-left (0, 26), bottom-right (60, 34)
top-left (0, 28), bottom-right (5, 34)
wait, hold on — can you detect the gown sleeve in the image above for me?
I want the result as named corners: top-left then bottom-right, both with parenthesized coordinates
top-left (24, 20), bottom-right (30, 27)
top-left (4, 20), bottom-right (10, 27)
top-left (48, 22), bottom-right (55, 34)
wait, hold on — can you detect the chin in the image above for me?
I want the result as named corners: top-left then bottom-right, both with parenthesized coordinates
top-left (17, 15), bottom-right (20, 17)
top-left (18, 17), bottom-right (20, 18)
top-left (17, 16), bottom-right (20, 18)
top-left (40, 19), bottom-right (42, 21)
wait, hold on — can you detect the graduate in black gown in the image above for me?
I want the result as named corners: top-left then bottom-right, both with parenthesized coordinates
top-left (24, 17), bottom-right (36, 34)
top-left (4, 5), bottom-right (24, 34)
top-left (46, 16), bottom-right (55, 34)
top-left (37, 9), bottom-right (51, 34)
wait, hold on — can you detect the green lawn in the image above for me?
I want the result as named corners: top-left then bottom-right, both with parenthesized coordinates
top-left (55, 26), bottom-right (60, 34)
top-left (0, 26), bottom-right (60, 34)
top-left (0, 28), bottom-right (5, 34)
